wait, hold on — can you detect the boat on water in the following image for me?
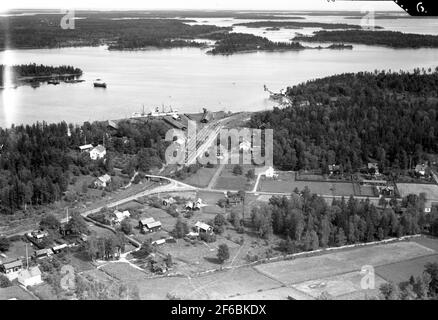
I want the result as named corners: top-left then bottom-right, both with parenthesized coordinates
top-left (93, 79), bottom-right (107, 88)
top-left (264, 84), bottom-right (286, 102)
top-left (65, 79), bottom-right (85, 84)
top-left (269, 93), bottom-right (284, 101)
top-left (48, 79), bottom-right (60, 85)
top-left (30, 81), bottom-right (40, 88)
top-left (131, 105), bottom-right (179, 118)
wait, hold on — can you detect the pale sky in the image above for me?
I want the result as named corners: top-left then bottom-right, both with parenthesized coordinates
top-left (0, 0), bottom-right (400, 12)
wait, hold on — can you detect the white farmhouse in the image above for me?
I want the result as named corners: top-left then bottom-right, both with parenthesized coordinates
top-left (17, 266), bottom-right (43, 287)
top-left (79, 144), bottom-right (93, 152)
top-left (112, 210), bottom-right (130, 224)
top-left (94, 174), bottom-right (111, 188)
top-left (90, 145), bottom-right (106, 160)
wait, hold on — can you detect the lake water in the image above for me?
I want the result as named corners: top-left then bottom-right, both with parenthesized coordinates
top-left (1, 15), bottom-right (438, 128)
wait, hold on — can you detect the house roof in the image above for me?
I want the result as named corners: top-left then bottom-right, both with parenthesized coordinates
top-left (255, 166), bottom-right (275, 176)
top-left (368, 163), bottom-right (379, 169)
top-left (35, 249), bottom-right (51, 256)
top-left (52, 244), bottom-right (68, 251)
top-left (107, 120), bottom-right (119, 130)
top-left (201, 111), bottom-right (213, 122)
top-left (18, 266), bottom-right (41, 279)
top-left (145, 221), bottom-right (162, 229)
top-left (113, 210), bottom-right (130, 221)
top-left (152, 239), bottom-right (166, 245)
top-left (140, 217), bottom-right (155, 225)
top-left (92, 145), bottom-right (106, 154)
top-left (31, 230), bottom-right (48, 238)
top-left (362, 179), bottom-right (387, 184)
top-left (195, 221), bottom-right (212, 231)
top-left (98, 174), bottom-right (111, 183)
top-left (1, 259), bottom-right (23, 269)
top-left (60, 217), bottom-right (69, 224)
top-left (79, 144), bottom-right (93, 150)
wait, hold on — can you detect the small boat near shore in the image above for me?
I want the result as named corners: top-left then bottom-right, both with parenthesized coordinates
top-left (93, 79), bottom-right (107, 88)
top-left (65, 79), bottom-right (85, 84)
top-left (131, 105), bottom-right (179, 118)
top-left (48, 79), bottom-right (60, 85)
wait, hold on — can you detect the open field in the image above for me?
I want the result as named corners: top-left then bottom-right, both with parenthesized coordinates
top-left (181, 167), bottom-right (218, 188)
top-left (396, 183), bottom-right (438, 203)
top-left (229, 286), bottom-right (312, 300)
top-left (1, 239), bottom-right (35, 261)
top-left (0, 286), bottom-right (37, 300)
top-left (97, 262), bottom-right (196, 299)
top-left (375, 255), bottom-right (438, 284)
top-left (258, 172), bottom-right (356, 196)
top-left (177, 267), bottom-right (282, 300)
top-left (197, 190), bottom-right (227, 206)
top-left (292, 270), bottom-right (385, 299)
top-left (96, 261), bottom-right (286, 300)
top-left (213, 165), bottom-right (255, 191)
top-left (159, 237), bottom-right (241, 273)
top-left (254, 241), bottom-right (435, 285)
top-left (116, 200), bottom-right (144, 211)
top-left (358, 185), bottom-right (375, 197)
top-left (215, 176), bottom-right (251, 191)
top-left (258, 172), bottom-right (380, 198)
top-left (414, 236), bottom-right (438, 251)
top-left (81, 238), bottom-right (438, 300)
top-left (87, 223), bottom-right (114, 238)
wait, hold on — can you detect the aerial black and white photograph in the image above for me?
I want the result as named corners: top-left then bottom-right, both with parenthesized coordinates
top-left (1, 0), bottom-right (438, 305)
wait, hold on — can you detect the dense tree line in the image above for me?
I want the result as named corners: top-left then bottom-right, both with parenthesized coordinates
top-left (0, 14), bottom-right (229, 50)
top-left (249, 69), bottom-right (438, 173)
top-left (379, 263), bottom-right (438, 300)
top-left (207, 33), bottom-right (305, 55)
top-left (0, 64), bottom-right (82, 85)
top-left (294, 30), bottom-right (438, 48)
top-left (233, 21), bottom-right (364, 30)
top-left (251, 189), bottom-right (428, 253)
top-left (108, 39), bottom-right (206, 50)
top-left (0, 119), bottom-right (169, 214)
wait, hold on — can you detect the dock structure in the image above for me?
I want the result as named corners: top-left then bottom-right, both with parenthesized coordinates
top-left (163, 116), bottom-right (187, 130)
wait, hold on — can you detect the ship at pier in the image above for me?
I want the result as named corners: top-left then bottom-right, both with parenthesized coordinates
top-left (131, 105), bottom-right (180, 119)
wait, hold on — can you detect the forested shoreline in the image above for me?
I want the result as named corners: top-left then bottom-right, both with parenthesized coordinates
top-left (3, 13), bottom-right (436, 54)
top-left (248, 68), bottom-right (438, 173)
top-left (206, 33), bottom-right (305, 55)
top-left (250, 190), bottom-right (430, 254)
top-left (0, 64), bottom-right (82, 86)
top-left (0, 14), bottom-right (230, 51)
top-left (233, 21), bottom-right (366, 30)
top-left (294, 30), bottom-right (438, 48)
top-left (0, 120), bottom-right (169, 214)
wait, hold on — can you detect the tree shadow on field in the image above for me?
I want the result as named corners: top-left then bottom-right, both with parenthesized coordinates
top-left (204, 256), bottom-right (222, 265)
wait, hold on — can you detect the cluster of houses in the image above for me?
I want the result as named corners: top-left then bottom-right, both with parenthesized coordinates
top-left (79, 144), bottom-right (113, 189)
top-left (184, 198), bottom-right (205, 211)
top-left (414, 164), bottom-right (430, 178)
top-left (26, 230), bottom-right (70, 258)
top-left (0, 258), bottom-right (43, 287)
